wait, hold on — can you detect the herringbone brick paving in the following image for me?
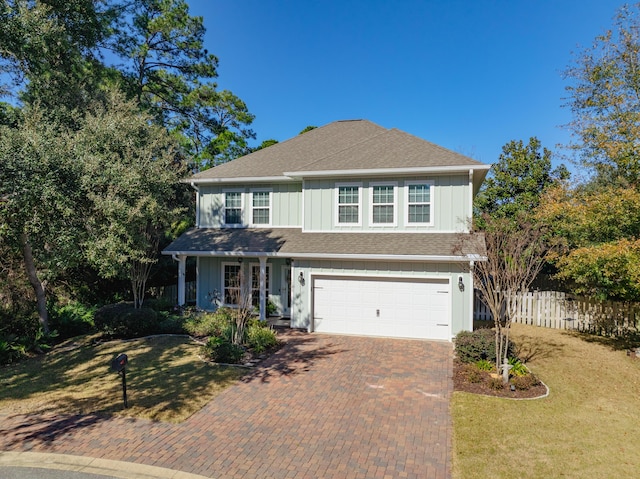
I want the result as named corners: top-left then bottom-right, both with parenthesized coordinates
top-left (0, 331), bottom-right (453, 478)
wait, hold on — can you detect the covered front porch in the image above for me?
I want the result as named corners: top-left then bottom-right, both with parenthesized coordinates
top-left (171, 253), bottom-right (293, 321)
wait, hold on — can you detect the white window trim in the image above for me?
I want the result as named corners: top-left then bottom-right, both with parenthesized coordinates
top-left (335, 182), bottom-right (362, 226)
top-left (369, 181), bottom-right (397, 227)
top-left (221, 262), bottom-right (243, 307)
top-left (223, 189), bottom-right (244, 227)
top-left (405, 180), bottom-right (434, 226)
top-left (250, 262), bottom-right (272, 304)
top-left (249, 189), bottom-right (272, 227)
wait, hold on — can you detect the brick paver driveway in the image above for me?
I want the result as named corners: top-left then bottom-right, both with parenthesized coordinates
top-left (0, 331), bottom-right (453, 479)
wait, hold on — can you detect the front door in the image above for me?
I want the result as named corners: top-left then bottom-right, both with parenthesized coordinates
top-left (281, 265), bottom-right (292, 317)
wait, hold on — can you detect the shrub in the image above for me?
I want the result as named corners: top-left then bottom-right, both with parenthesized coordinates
top-left (511, 373), bottom-right (541, 391)
top-left (475, 359), bottom-right (494, 371)
top-left (145, 297), bottom-right (176, 312)
top-left (49, 301), bottom-right (96, 339)
top-left (201, 336), bottom-right (245, 363)
top-left (508, 357), bottom-right (528, 377)
top-left (460, 363), bottom-right (483, 383)
top-left (94, 303), bottom-right (158, 339)
top-left (184, 308), bottom-right (234, 339)
top-left (156, 312), bottom-right (187, 334)
top-left (455, 328), bottom-right (515, 364)
top-left (0, 336), bottom-right (26, 365)
top-left (488, 377), bottom-right (505, 390)
top-left (246, 323), bottom-right (278, 353)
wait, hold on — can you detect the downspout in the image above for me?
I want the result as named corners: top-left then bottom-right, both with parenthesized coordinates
top-left (469, 260), bottom-right (475, 331)
top-left (190, 181), bottom-right (200, 228)
top-left (468, 169), bottom-right (474, 232)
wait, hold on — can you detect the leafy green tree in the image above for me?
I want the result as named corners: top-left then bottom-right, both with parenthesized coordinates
top-left (564, 2), bottom-right (640, 183)
top-left (0, 0), bottom-right (112, 117)
top-left (474, 137), bottom-right (568, 223)
top-left (111, 0), bottom-right (255, 168)
top-left (76, 90), bottom-right (185, 308)
top-left (0, 108), bottom-right (85, 333)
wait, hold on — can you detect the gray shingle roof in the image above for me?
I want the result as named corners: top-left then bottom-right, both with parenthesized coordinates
top-left (163, 228), bottom-right (486, 260)
top-left (189, 119), bottom-right (484, 180)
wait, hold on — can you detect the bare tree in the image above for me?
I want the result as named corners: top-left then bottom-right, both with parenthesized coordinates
top-left (459, 215), bottom-right (549, 379)
top-left (224, 267), bottom-right (254, 345)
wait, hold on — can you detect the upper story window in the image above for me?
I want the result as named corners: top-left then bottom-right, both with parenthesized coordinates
top-left (406, 181), bottom-right (434, 225)
top-left (251, 190), bottom-right (271, 226)
top-left (370, 183), bottom-right (396, 225)
top-left (336, 183), bottom-right (361, 225)
top-left (224, 191), bottom-right (242, 225)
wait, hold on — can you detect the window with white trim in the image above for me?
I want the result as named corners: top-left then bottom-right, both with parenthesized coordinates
top-left (406, 181), bottom-right (434, 225)
top-left (223, 263), bottom-right (242, 305)
top-left (336, 183), bottom-right (361, 225)
top-left (370, 183), bottom-right (396, 225)
top-left (224, 191), bottom-right (242, 225)
top-left (250, 264), bottom-right (271, 307)
top-left (251, 190), bottom-right (271, 225)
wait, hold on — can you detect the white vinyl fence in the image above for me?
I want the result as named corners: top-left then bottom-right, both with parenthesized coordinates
top-left (474, 290), bottom-right (640, 336)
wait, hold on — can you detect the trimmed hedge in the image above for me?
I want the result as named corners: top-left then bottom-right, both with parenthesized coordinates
top-left (94, 302), bottom-right (158, 339)
top-left (455, 328), bottom-right (515, 364)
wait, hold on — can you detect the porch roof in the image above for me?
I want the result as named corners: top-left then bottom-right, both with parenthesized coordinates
top-left (162, 228), bottom-right (486, 262)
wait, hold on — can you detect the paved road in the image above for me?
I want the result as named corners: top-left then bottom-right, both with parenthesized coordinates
top-left (0, 467), bottom-right (117, 479)
top-left (1, 331), bottom-right (453, 479)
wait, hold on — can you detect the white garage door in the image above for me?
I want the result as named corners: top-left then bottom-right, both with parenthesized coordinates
top-left (312, 276), bottom-right (451, 340)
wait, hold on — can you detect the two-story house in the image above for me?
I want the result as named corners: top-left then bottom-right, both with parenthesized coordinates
top-left (163, 120), bottom-right (489, 341)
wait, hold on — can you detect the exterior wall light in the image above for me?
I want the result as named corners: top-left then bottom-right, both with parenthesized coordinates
top-left (458, 275), bottom-right (464, 292)
top-left (298, 271), bottom-right (305, 285)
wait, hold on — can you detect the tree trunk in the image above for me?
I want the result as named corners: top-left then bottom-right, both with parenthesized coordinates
top-left (21, 232), bottom-right (49, 334)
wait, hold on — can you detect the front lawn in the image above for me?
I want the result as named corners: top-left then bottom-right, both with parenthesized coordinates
top-left (0, 335), bottom-right (245, 423)
top-left (452, 323), bottom-right (640, 478)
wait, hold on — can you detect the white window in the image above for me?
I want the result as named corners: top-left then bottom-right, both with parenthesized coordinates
top-left (405, 181), bottom-right (434, 225)
top-left (370, 183), bottom-right (396, 226)
top-left (250, 264), bottom-right (271, 307)
top-left (222, 263), bottom-right (242, 305)
top-left (251, 190), bottom-right (271, 226)
top-left (336, 183), bottom-right (361, 225)
top-left (224, 191), bottom-right (243, 225)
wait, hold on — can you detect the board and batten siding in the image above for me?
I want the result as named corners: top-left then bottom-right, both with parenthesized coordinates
top-left (302, 175), bottom-right (470, 232)
top-left (198, 183), bottom-right (302, 228)
top-left (290, 259), bottom-right (472, 339)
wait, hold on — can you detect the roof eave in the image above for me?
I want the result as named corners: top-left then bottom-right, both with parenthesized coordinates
top-left (283, 164), bottom-right (491, 179)
top-left (161, 250), bottom-right (487, 262)
top-left (182, 176), bottom-right (295, 185)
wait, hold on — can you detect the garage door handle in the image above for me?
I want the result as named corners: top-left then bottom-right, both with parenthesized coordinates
top-left (437, 323), bottom-right (449, 327)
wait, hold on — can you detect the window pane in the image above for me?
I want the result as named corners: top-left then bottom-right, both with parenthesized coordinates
top-left (338, 205), bottom-right (359, 223)
top-left (408, 184), bottom-right (429, 203)
top-left (253, 192), bottom-right (270, 207)
top-left (373, 205), bottom-right (394, 223)
top-left (225, 208), bottom-right (242, 224)
top-left (253, 208), bottom-right (269, 224)
top-left (225, 192), bottom-right (241, 208)
top-left (408, 204), bottom-right (430, 223)
top-left (338, 186), bottom-right (358, 204)
top-left (373, 185), bottom-right (393, 204)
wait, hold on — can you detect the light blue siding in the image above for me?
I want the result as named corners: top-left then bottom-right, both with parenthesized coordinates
top-left (302, 175), bottom-right (470, 232)
top-left (199, 183), bottom-right (302, 228)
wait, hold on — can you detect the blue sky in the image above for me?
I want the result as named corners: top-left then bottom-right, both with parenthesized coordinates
top-left (187, 0), bottom-right (624, 168)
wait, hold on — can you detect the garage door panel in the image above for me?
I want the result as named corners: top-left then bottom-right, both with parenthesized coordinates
top-left (312, 277), bottom-right (450, 340)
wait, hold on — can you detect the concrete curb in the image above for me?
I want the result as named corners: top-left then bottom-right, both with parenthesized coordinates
top-left (0, 452), bottom-right (212, 479)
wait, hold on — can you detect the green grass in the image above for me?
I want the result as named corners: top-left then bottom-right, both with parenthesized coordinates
top-left (0, 334), bottom-right (246, 423)
top-left (453, 323), bottom-right (640, 478)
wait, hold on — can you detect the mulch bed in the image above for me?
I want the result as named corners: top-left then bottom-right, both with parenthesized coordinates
top-left (453, 360), bottom-right (548, 399)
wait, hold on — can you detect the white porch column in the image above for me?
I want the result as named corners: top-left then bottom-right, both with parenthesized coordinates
top-left (177, 255), bottom-right (187, 306)
top-left (259, 256), bottom-right (267, 321)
